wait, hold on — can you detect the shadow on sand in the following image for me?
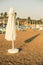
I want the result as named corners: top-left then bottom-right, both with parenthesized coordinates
top-left (17, 48), bottom-right (22, 52)
top-left (24, 33), bottom-right (40, 43)
top-left (18, 33), bottom-right (40, 52)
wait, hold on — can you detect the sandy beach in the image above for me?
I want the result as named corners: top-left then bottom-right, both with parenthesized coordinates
top-left (0, 29), bottom-right (43, 65)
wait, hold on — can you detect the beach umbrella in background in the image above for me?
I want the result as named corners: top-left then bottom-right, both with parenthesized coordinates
top-left (5, 8), bottom-right (19, 53)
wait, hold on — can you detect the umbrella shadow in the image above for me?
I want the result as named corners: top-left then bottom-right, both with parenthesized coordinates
top-left (18, 33), bottom-right (40, 52)
top-left (24, 33), bottom-right (40, 43)
top-left (17, 48), bottom-right (22, 52)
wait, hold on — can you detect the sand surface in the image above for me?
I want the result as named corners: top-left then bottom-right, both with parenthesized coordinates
top-left (0, 29), bottom-right (43, 65)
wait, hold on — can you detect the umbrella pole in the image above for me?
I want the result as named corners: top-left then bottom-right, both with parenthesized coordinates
top-left (8, 38), bottom-right (19, 53)
top-left (12, 39), bottom-right (14, 49)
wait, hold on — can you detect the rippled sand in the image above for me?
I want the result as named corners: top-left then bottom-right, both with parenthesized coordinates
top-left (0, 29), bottom-right (43, 65)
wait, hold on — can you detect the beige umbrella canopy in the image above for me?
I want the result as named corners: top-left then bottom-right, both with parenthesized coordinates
top-left (5, 8), bottom-right (19, 53)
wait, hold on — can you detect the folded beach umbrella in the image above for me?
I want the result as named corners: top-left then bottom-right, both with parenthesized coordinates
top-left (5, 8), bottom-right (19, 53)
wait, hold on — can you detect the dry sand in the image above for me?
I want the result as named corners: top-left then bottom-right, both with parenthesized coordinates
top-left (0, 29), bottom-right (43, 65)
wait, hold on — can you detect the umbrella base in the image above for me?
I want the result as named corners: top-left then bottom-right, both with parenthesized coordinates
top-left (8, 48), bottom-right (19, 53)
